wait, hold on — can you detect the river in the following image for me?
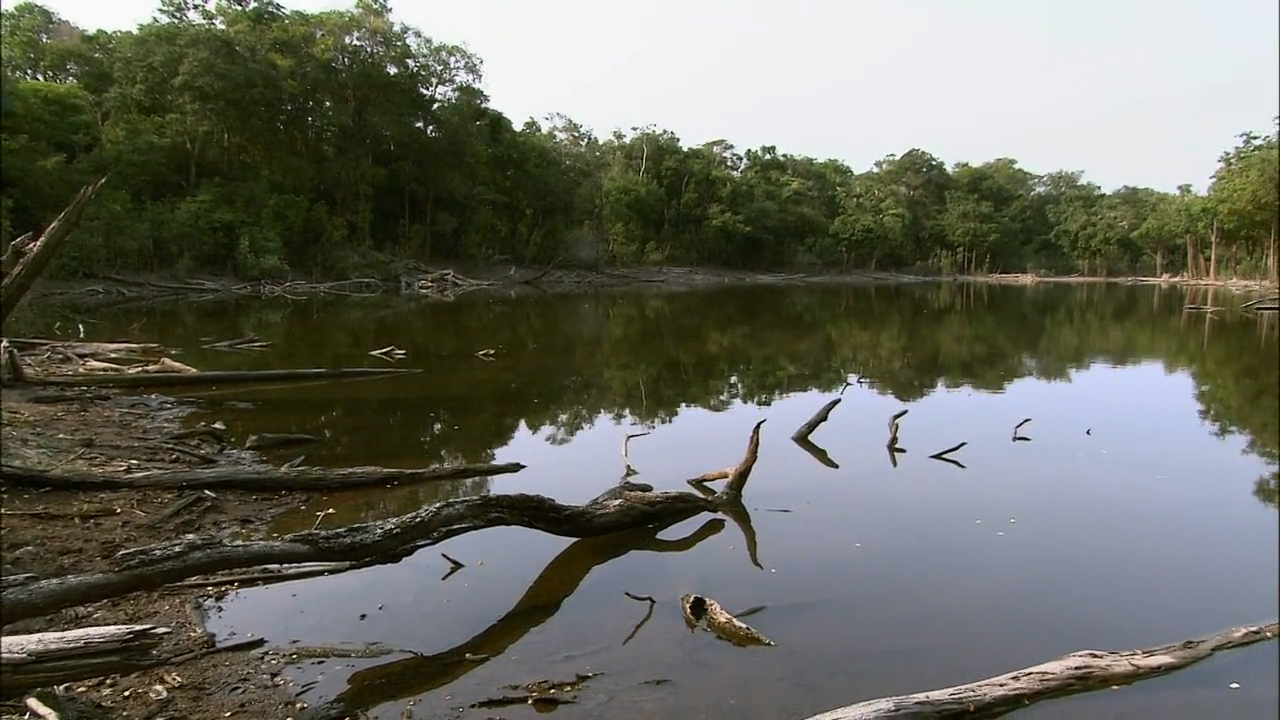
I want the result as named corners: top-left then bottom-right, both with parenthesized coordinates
top-left (41, 281), bottom-right (1280, 719)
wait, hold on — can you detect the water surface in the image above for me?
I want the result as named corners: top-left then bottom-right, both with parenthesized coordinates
top-left (34, 282), bottom-right (1279, 719)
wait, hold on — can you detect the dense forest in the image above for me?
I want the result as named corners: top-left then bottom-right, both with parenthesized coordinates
top-left (2, 0), bottom-right (1278, 280)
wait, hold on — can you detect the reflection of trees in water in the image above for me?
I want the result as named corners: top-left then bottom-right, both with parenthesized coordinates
top-left (270, 476), bottom-right (494, 532)
top-left (102, 283), bottom-right (1277, 506)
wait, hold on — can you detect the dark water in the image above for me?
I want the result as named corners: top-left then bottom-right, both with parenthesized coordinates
top-left (29, 282), bottom-right (1280, 719)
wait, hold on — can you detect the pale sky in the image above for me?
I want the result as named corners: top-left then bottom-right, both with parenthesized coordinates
top-left (27, 0), bottom-right (1280, 192)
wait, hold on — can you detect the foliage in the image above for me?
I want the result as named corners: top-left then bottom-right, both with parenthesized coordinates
top-left (1, 2), bottom-right (1277, 280)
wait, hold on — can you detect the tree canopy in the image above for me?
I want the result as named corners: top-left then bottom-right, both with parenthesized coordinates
top-left (2, 0), bottom-right (1277, 280)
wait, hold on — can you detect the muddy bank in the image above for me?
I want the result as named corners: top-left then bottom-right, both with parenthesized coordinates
top-left (22, 265), bottom-right (1276, 314)
top-left (0, 382), bottom-right (325, 719)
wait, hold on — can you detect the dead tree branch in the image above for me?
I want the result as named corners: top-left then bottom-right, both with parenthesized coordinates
top-left (803, 621), bottom-right (1278, 719)
top-left (621, 431), bottom-right (650, 477)
top-left (2, 176), bottom-right (108, 327)
top-left (0, 460), bottom-right (524, 492)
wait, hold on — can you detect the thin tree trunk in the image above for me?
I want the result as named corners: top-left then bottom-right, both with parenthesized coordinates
top-left (1209, 219), bottom-right (1219, 281)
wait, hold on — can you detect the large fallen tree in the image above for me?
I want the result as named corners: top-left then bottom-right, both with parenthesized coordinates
top-left (0, 460), bottom-right (526, 492)
top-left (1, 420), bottom-right (766, 624)
top-left (803, 621), bottom-right (1279, 719)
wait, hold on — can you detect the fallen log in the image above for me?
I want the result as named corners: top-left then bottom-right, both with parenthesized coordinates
top-left (0, 624), bottom-right (170, 698)
top-left (803, 621), bottom-right (1279, 719)
top-left (1, 176), bottom-right (108, 327)
top-left (0, 460), bottom-right (525, 492)
top-left (3, 420), bottom-right (765, 624)
top-left (12, 365), bottom-right (418, 388)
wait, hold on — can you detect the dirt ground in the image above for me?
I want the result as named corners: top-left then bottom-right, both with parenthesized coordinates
top-left (0, 382), bottom-right (337, 720)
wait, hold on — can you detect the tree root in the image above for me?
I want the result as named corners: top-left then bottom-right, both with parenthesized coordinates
top-left (803, 621), bottom-right (1279, 719)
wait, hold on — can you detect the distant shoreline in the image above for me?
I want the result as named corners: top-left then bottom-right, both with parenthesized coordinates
top-left (19, 265), bottom-right (1279, 313)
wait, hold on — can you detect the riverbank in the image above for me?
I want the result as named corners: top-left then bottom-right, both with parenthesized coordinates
top-left (18, 265), bottom-right (1280, 314)
top-left (0, 379), bottom-right (311, 719)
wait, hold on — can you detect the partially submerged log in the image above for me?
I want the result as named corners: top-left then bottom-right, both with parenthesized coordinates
top-left (11, 365), bottom-right (417, 388)
top-left (803, 621), bottom-right (1279, 719)
top-left (1, 176), bottom-right (108, 327)
top-left (0, 460), bottom-right (525, 492)
top-left (680, 593), bottom-right (775, 647)
top-left (3, 421), bottom-right (765, 623)
top-left (0, 624), bottom-right (170, 698)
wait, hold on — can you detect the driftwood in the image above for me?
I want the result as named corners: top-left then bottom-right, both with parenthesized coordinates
top-left (680, 593), bottom-right (775, 647)
top-left (11, 364), bottom-right (417, 388)
top-left (1, 177), bottom-right (108, 327)
top-left (0, 624), bottom-right (170, 697)
top-left (0, 460), bottom-right (525, 492)
top-left (803, 621), bottom-right (1279, 719)
top-left (3, 421), bottom-right (765, 624)
top-left (300, 519), bottom-right (726, 720)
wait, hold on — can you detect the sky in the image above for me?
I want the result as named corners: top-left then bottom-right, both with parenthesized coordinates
top-left (29, 0), bottom-right (1280, 192)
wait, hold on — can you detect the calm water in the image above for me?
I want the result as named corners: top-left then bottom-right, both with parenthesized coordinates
top-left (29, 282), bottom-right (1280, 719)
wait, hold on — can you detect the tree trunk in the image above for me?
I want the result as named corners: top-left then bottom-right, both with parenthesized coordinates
top-left (1270, 222), bottom-right (1277, 283)
top-left (1, 177), bottom-right (108, 328)
top-left (1186, 236), bottom-right (1197, 278)
top-left (1209, 219), bottom-right (1219, 281)
top-left (1155, 248), bottom-right (1164, 277)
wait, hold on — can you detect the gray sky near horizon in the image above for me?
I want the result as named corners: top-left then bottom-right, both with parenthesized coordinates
top-left (31, 0), bottom-right (1280, 192)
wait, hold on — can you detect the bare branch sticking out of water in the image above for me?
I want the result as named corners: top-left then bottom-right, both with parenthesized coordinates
top-left (440, 553), bottom-right (465, 581)
top-left (1012, 418), bottom-right (1032, 441)
top-left (803, 621), bottom-right (1279, 720)
top-left (621, 431), bottom-right (651, 478)
top-left (367, 345), bottom-right (407, 362)
top-left (622, 592), bottom-right (657, 645)
top-left (886, 410), bottom-right (908, 466)
top-left (926, 443), bottom-right (962, 458)
top-left (791, 398), bottom-right (841, 469)
top-left (680, 594), bottom-right (775, 647)
top-left (792, 398), bottom-right (841, 443)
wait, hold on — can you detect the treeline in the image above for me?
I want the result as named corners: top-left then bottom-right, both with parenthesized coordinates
top-left (2, 0), bottom-right (1277, 280)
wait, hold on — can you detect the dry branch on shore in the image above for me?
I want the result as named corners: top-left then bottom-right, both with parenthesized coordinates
top-left (1, 624), bottom-right (171, 698)
top-left (803, 622), bottom-right (1279, 719)
top-left (2, 421), bottom-right (765, 624)
top-left (0, 460), bottom-right (525, 492)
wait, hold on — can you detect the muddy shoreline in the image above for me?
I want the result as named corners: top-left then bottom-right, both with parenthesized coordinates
top-left (0, 380), bottom-right (329, 719)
